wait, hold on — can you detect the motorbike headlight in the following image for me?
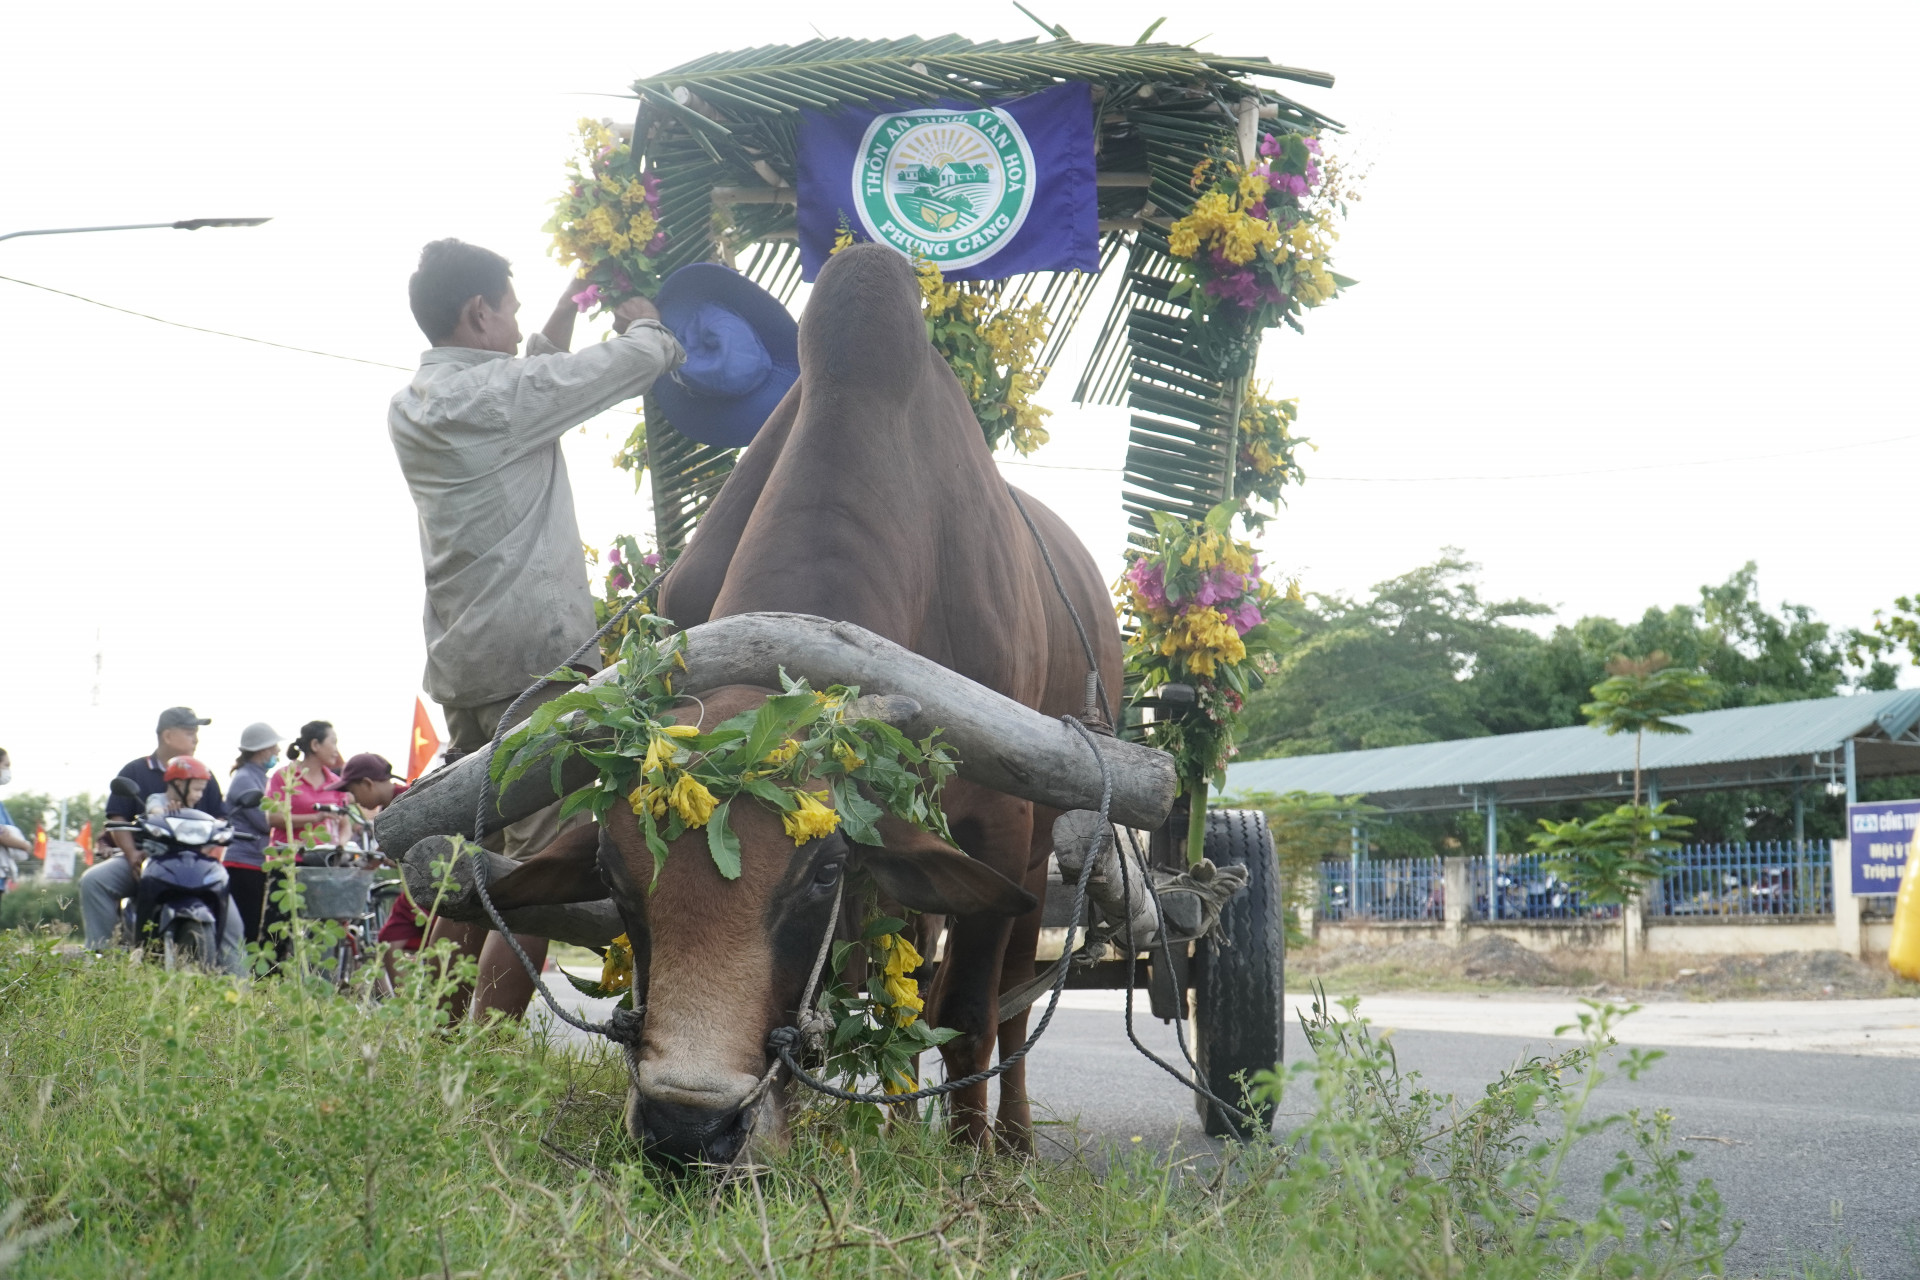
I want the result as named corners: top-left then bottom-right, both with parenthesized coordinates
top-left (170, 818), bottom-right (217, 845)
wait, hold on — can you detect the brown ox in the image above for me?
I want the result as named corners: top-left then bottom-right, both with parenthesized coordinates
top-left (458, 245), bottom-right (1122, 1160)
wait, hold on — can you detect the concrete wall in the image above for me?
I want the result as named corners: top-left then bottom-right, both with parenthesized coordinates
top-left (1307, 843), bottom-right (1891, 959)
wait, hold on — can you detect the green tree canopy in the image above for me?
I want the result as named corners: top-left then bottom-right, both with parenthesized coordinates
top-left (1240, 556), bottom-right (1891, 761)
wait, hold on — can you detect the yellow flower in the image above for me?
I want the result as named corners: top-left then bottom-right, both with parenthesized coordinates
top-left (782, 789), bottom-right (840, 845)
top-left (1158, 607), bottom-right (1248, 679)
top-left (831, 225), bottom-right (856, 254)
top-left (1237, 169), bottom-right (1270, 203)
top-left (668, 773), bottom-right (718, 828)
top-left (833, 740), bottom-right (865, 773)
top-left (760, 738), bottom-right (800, 767)
top-left (658, 723), bottom-right (699, 739)
top-left (640, 734), bottom-right (673, 779)
top-left (600, 933), bottom-right (634, 991)
top-left (628, 784), bottom-right (668, 819)
top-left (873, 932), bottom-right (926, 1025)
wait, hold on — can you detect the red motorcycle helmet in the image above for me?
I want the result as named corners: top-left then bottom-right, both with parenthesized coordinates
top-left (162, 756), bottom-right (214, 783)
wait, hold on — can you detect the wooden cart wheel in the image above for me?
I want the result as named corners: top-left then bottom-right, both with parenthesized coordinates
top-left (1191, 808), bottom-right (1285, 1138)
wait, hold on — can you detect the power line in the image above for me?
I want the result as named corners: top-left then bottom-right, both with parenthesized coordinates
top-left (12, 266), bottom-right (1915, 483)
top-left (1002, 431), bottom-right (1920, 482)
top-left (0, 273), bottom-right (411, 371)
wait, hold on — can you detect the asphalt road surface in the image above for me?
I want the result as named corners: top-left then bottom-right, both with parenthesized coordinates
top-left (543, 985), bottom-right (1920, 1278)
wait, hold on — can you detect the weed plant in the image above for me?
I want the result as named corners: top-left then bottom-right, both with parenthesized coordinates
top-left (0, 916), bottom-right (1740, 1277)
top-left (0, 882), bottom-right (84, 933)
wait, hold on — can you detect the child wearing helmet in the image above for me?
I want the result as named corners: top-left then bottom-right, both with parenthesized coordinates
top-left (162, 756), bottom-right (215, 813)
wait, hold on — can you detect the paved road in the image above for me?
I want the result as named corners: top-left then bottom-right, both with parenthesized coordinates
top-left (541, 985), bottom-right (1920, 1277)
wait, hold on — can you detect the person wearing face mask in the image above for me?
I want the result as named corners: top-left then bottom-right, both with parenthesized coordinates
top-left (223, 722), bottom-right (281, 945)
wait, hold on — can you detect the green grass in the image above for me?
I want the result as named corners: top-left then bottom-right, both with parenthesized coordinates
top-left (0, 925), bottom-right (1751, 1279)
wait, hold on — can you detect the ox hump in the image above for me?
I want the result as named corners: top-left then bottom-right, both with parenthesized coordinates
top-left (800, 244), bottom-right (929, 397)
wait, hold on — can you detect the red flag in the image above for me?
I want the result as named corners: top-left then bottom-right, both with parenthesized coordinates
top-left (406, 698), bottom-right (442, 780)
top-left (77, 821), bottom-right (93, 867)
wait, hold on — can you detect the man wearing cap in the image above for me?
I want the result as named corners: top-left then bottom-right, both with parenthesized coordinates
top-left (82, 707), bottom-right (244, 970)
top-left (332, 753), bottom-right (433, 961)
top-left (390, 239), bottom-right (683, 1021)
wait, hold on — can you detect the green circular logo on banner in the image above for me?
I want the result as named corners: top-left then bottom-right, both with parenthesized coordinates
top-left (853, 106), bottom-right (1035, 270)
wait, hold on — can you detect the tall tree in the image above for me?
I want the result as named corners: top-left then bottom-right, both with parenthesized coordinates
top-left (1580, 653), bottom-right (1719, 807)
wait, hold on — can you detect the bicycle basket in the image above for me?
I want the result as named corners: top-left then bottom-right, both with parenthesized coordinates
top-left (293, 867), bottom-right (375, 920)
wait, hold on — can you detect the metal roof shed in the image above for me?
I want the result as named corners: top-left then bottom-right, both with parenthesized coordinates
top-left (1219, 688), bottom-right (1920, 814)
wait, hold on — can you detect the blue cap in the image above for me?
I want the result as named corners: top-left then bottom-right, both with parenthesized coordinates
top-left (651, 264), bottom-right (799, 449)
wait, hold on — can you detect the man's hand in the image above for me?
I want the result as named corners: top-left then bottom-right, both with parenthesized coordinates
top-left (611, 295), bottom-right (661, 335)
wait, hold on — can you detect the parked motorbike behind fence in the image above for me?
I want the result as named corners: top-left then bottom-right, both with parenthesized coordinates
top-left (106, 776), bottom-right (262, 972)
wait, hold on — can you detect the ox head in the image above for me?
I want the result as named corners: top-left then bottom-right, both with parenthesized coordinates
top-left (598, 684), bottom-right (1033, 1165)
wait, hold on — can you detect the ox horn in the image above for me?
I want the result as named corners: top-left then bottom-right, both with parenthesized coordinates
top-left (378, 613), bottom-right (1176, 853)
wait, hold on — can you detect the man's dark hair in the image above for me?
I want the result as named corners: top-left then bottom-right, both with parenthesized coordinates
top-left (408, 239), bottom-right (512, 343)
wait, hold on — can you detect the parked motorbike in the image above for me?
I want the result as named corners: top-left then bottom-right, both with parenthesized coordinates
top-left (106, 777), bottom-right (262, 971)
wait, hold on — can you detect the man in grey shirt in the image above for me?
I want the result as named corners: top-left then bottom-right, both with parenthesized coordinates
top-left (389, 238), bottom-right (682, 1021)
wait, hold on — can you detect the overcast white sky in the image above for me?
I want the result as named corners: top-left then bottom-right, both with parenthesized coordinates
top-left (4, 0), bottom-right (1916, 801)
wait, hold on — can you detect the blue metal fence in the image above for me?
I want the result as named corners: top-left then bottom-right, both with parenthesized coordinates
top-left (1469, 853), bottom-right (1620, 921)
top-left (1652, 841), bottom-right (1832, 918)
top-left (1318, 856), bottom-right (1446, 922)
top-left (1321, 843), bottom-right (1836, 924)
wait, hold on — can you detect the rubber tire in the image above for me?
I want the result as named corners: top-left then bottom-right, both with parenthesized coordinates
top-left (1191, 808), bottom-right (1284, 1139)
top-left (173, 918), bottom-right (216, 972)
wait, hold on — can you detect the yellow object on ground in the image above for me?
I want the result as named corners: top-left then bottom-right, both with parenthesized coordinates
top-left (1888, 833), bottom-right (1920, 981)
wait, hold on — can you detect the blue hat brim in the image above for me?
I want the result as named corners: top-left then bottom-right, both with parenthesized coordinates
top-left (653, 264), bottom-right (800, 449)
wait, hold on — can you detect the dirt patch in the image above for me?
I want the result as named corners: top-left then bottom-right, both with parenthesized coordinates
top-left (1290, 939), bottom-right (1919, 1001)
top-left (1458, 935), bottom-right (1560, 985)
top-left (1659, 950), bottom-right (1900, 1000)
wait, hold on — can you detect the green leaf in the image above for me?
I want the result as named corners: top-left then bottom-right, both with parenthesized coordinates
top-left (706, 802), bottom-right (742, 880)
top-left (742, 778), bottom-right (797, 810)
top-left (558, 967), bottom-right (615, 999)
top-left (862, 915), bottom-right (908, 940)
top-left (831, 780), bottom-right (886, 846)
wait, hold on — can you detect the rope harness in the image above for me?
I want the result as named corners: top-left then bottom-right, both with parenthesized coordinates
top-left (451, 491), bottom-right (1258, 1132)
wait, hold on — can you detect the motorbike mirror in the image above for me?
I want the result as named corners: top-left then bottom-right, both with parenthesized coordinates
top-left (110, 776), bottom-right (142, 800)
top-left (228, 789), bottom-right (265, 811)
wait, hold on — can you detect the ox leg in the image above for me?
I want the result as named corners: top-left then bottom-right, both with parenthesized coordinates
top-left (925, 789), bottom-right (1033, 1147)
top-left (991, 816), bottom-right (1054, 1155)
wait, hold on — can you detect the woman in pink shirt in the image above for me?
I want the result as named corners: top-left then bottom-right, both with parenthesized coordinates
top-left (265, 720), bottom-right (349, 853)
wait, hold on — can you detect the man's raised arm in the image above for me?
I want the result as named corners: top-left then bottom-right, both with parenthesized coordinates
top-left (506, 293), bottom-right (683, 452)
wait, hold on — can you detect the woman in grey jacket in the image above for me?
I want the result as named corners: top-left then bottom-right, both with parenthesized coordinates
top-left (222, 722), bottom-right (280, 946)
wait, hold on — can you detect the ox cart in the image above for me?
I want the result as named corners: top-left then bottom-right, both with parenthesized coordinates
top-left (386, 30), bottom-right (1338, 1142)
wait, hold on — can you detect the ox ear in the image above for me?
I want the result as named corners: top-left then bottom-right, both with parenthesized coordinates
top-left (852, 821), bottom-right (1037, 919)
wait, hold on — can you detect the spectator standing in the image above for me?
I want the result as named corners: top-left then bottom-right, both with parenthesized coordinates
top-left (389, 239), bottom-right (681, 1023)
top-left (82, 708), bottom-right (242, 967)
top-left (0, 748), bottom-right (26, 905)
top-left (264, 721), bottom-right (348, 852)
top-left (223, 722), bottom-right (281, 944)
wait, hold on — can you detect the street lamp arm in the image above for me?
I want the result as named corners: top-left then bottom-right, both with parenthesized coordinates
top-left (0, 217), bottom-right (272, 243)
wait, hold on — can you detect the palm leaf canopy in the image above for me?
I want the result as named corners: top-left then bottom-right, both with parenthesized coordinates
top-left (619, 33), bottom-right (1339, 553)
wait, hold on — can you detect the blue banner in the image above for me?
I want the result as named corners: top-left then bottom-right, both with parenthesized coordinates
top-left (795, 81), bottom-right (1098, 282)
